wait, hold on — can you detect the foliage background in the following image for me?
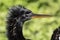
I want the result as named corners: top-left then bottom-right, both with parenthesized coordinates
top-left (0, 0), bottom-right (60, 40)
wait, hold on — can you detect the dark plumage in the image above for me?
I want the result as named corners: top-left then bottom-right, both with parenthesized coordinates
top-left (6, 5), bottom-right (32, 40)
top-left (51, 27), bottom-right (60, 40)
top-left (6, 5), bottom-right (60, 40)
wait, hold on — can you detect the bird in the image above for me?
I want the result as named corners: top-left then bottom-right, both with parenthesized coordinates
top-left (6, 5), bottom-right (53, 40)
top-left (51, 27), bottom-right (60, 40)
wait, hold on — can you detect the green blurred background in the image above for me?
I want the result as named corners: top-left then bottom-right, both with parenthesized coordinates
top-left (0, 0), bottom-right (60, 40)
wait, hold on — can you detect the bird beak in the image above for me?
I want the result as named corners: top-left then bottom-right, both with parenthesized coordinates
top-left (32, 14), bottom-right (53, 18)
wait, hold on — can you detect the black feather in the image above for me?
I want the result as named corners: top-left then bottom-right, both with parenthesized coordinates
top-left (7, 5), bottom-right (32, 40)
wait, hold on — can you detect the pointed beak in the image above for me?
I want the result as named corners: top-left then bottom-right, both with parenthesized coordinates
top-left (32, 14), bottom-right (53, 18)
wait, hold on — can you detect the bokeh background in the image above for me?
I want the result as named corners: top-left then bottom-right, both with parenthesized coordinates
top-left (0, 0), bottom-right (60, 40)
